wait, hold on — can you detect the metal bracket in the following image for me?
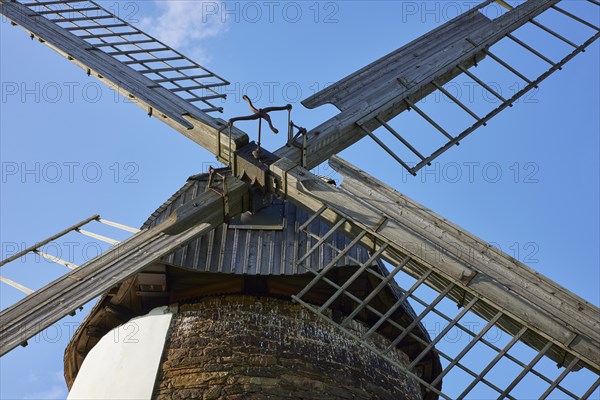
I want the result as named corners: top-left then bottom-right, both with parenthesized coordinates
top-left (287, 121), bottom-right (308, 167)
top-left (228, 95), bottom-right (292, 159)
top-left (460, 269), bottom-right (478, 286)
top-left (207, 166), bottom-right (232, 219)
top-left (207, 166), bottom-right (230, 195)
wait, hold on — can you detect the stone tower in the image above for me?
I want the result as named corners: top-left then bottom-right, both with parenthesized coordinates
top-left (64, 173), bottom-right (441, 399)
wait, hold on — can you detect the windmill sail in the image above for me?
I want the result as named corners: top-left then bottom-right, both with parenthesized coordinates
top-left (276, 0), bottom-right (600, 174)
top-left (268, 156), bottom-right (600, 399)
top-left (0, 0), bottom-right (248, 163)
top-left (0, 177), bottom-right (249, 356)
top-left (1, 0), bottom-right (599, 398)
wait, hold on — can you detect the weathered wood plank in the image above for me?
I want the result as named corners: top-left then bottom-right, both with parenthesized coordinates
top-left (302, 11), bottom-right (492, 111)
top-left (0, 277), bottom-right (34, 295)
top-left (267, 157), bottom-right (600, 372)
top-left (0, 214), bottom-right (100, 267)
top-left (276, 0), bottom-right (562, 169)
top-left (329, 155), bottom-right (600, 345)
top-left (0, 177), bottom-right (249, 356)
top-left (0, 0), bottom-right (248, 163)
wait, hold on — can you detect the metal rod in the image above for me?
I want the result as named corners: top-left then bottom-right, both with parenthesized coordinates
top-left (497, 341), bottom-right (554, 400)
top-left (538, 356), bottom-right (580, 400)
top-left (295, 231), bottom-right (367, 300)
top-left (0, 215), bottom-right (99, 267)
top-left (407, 297), bottom-right (479, 370)
top-left (154, 74), bottom-right (213, 83)
top-left (482, 49), bottom-right (533, 85)
top-left (22, 0), bottom-right (85, 6)
top-left (456, 326), bottom-right (528, 400)
top-left (431, 81), bottom-right (484, 120)
top-left (551, 5), bottom-right (600, 31)
top-left (507, 33), bottom-right (556, 65)
top-left (94, 39), bottom-right (154, 48)
top-left (582, 377), bottom-right (600, 399)
top-left (96, 218), bottom-right (140, 233)
top-left (318, 243), bottom-right (389, 313)
top-left (430, 311), bottom-right (504, 388)
top-left (66, 23), bottom-right (128, 31)
top-left (200, 106), bottom-right (224, 113)
top-left (37, 6), bottom-right (100, 14)
top-left (108, 47), bottom-right (169, 56)
top-left (405, 287), bottom-right (579, 398)
top-left (375, 116), bottom-right (427, 161)
top-left (457, 65), bottom-right (508, 103)
top-left (411, 30), bottom-right (600, 174)
top-left (300, 269), bottom-right (499, 393)
top-left (404, 99), bottom-right (455, 140)
top-left (529, 19), bottom-right (578, 48)
top-left (0, 276), bottom-right (34, 295)
top-left (138, 65), bottom-right (197, 74)
top-left (340, 253), bottom-right (410, 327)
top-left (199, 94), bottom-right (227, 105)
top-left (359, 125), bottom-right (415, 174)
top-left (188, 94), bottom-right (226, 102)
top-left (291, 295), bottom-right (451, 400)
top-left (169, 83), bottom-right (225, 92)
top-left (33, 250), bottom-right (79, 270)
top-left (383, 282), bottom-right (455, 354)
top-left (79, 31), bottom-right (141, 40)
top-left (298, 205), bottom-right (328, 232)
top-left (124, 56), bottom-right (184, 65)
top-left (361, 269), bottom-right (432, 340)
top-left (296, 218), bottom-right (347, 266)
top-left (75, 229), bottom-right (120, 245)
top-left (48, 14), bottom-right (113, 22)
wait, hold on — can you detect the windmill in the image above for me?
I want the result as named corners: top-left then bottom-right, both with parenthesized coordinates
top-left (0, 0), bottom-right (599, 398)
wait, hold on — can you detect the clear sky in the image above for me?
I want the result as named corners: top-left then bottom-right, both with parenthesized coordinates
top-left (0, 1), bottom-right (598, 399)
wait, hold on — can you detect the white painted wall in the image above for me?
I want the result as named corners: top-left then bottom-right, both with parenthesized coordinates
top-left (68, 307), bottom-right (173, 400)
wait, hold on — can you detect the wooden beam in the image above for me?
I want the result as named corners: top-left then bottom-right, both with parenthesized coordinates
top-left (0, 0), bottom-right (248, 164)
top-left (329, 155), bottom-right (600, 347)
top-left (0, 177), bottom-right (249, 356)
top-left (0, 215), bottom-right (99, 267)
top-left (276, 0), bottom-right (561, 169)
top-left (266, 157), bottom-right (600, 372)
top-left (0, 276), bottom-right (34, 295)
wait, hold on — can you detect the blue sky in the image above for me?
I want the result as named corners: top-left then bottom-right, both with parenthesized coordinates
top-left (0, 1), bottom-right (598, 399)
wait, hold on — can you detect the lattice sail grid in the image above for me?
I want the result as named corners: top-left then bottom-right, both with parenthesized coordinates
top-left (362, 1), bottom-right (599, 175)
top-left (12, 0), bottom-right (229, 113)
top-left (292, 210), bottom-right (599, 400)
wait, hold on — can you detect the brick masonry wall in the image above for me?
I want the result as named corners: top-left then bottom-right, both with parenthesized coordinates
top-left (152, 295), bottom-right (422, 400)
